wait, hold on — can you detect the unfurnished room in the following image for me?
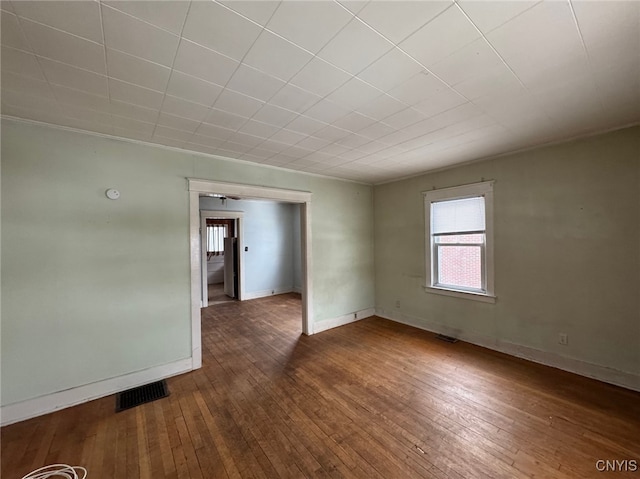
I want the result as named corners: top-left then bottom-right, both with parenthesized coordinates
top-left (1, 1), bottom-right (639, 478)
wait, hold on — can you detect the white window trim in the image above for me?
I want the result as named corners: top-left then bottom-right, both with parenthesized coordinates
top-left (423, 181), bottom-right (496, 304)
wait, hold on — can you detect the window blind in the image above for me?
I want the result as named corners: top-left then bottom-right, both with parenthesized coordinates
top-left (431, 196), bottom-right (485, 235)
top-left (206, 224), bottom-right (227, 253)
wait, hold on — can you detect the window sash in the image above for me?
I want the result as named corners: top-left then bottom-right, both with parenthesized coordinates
top-left (432, 241), bottom-right (486, 293)
top-left (433, 230), bottom-right (485, 237)
top-left (432, 219), bottom-right (487, 292)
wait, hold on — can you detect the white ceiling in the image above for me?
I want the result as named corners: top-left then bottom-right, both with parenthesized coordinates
top-left (1, 1), bottom-right (638, 184)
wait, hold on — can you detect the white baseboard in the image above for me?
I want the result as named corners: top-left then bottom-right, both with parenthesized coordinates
top-left (243, 287), bottom-right (294, 300)
top-left (0, 358), bottom-right (193, 426)
top-left (292, 286), bottom-right (302, 294)
top-left (376, 308), bottom-right (640, 392)
top-left (314, 307), bottom-right (376, 334)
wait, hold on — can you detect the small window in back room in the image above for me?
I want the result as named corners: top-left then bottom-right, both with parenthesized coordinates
top-left (423, 181), bottom-right (495, 303)
top-left (206, 219), bottom-right (235, 258)
top-left (206, 224), bottom-right (227, 254)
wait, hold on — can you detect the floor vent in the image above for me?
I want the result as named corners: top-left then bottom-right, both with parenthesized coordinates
top-left (435, 334), bottom-right (459, 343)
top-left (116, 380), bottom-right (169, 412)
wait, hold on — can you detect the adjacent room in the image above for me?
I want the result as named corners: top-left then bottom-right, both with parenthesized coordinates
top-left (1, 1), bottom-right (639, 478)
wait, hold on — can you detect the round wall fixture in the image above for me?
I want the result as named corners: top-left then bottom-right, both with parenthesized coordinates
top-left (105, 188), bottom-right (120, 200)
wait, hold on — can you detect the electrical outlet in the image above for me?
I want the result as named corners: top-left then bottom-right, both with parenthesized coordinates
top-left (559, 333), bottom-right (568, 346)
top-left (395, 300), bottom-right (401, 308)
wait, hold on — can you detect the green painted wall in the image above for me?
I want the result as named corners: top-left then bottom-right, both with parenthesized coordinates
top-left (1, 120), bottom-right (374, 405)
top-left (374, 126), bottom-right (640, 376)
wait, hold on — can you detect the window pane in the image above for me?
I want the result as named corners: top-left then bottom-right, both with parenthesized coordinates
top-left (437, 245), bottom-right (482, 290)
top-left (436, 234), bottom-right (484, 244)
top-left (432, 196), bottom-right (485, 234)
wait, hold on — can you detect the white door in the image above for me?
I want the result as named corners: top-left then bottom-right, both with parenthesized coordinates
top-left (223, 237), bottom-right (235, 298)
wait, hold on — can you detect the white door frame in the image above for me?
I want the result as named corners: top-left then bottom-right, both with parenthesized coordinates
top-left (188, 178), bottom-right (313, 369)
top-left (200, 210), bottom-right (244, 308)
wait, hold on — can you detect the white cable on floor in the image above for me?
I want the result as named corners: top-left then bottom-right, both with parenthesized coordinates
top-left (20, 464), bottom-right (87, 479)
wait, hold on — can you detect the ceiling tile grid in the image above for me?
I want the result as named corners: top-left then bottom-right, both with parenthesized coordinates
top-left (1, 0), bottom-right (638, 184)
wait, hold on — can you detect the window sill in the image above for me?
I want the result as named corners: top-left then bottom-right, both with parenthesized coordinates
top-left (424, 286), bottom-right (496, 304)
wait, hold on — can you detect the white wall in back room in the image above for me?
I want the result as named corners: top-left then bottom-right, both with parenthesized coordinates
top-left (206, 255), bottom-right (224, 285)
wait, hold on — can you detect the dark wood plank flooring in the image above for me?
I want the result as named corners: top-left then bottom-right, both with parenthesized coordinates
top-left (2, 293), bottom-right (639, 478)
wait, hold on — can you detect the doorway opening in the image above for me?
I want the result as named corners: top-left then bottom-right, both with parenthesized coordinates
top-left (200, 208), bottom-right (244, 307)
top-left (207, 218), bottom-right (237, 304)
top-left (189, 179), bottom-right (313, 370)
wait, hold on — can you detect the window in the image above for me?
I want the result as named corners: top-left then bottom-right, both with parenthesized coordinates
top-left (424, 181), bottom-right (495, 303)
top-left (206, 224), bottom-right (227, 255)
top-left (205, 218), bottom-right (236, 259)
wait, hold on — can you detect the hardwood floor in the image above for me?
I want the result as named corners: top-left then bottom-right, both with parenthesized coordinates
top-left (208, 283), bottom-right (234, 305)
top-left (2, 293), bottom-right (639, 478)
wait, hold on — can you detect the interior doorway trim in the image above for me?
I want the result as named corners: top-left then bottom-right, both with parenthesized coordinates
top-left (200, 210), bottom-right (244, 308)
top-left (188, 178), bottom-right (313, 369)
